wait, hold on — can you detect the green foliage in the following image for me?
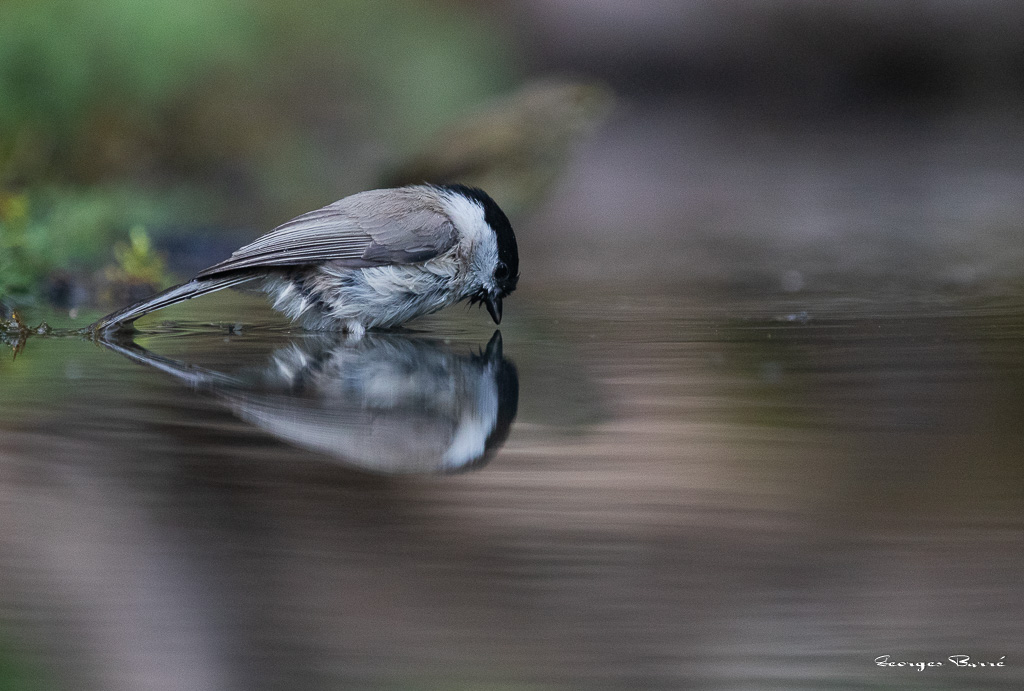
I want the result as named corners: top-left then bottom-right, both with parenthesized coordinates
top-left (0, 193), bottom-right (35, 296)
top-left (0, 187), bottom-right (188, 298)
top-left (106, 225), bottom-right (170, 287)
top-left (0, 0), bottom-right (515, 185)
top-left (0, 0), bottom-right (518, 301)
top-left (0, 0), bottom-right (256, 143)
top-left (260, 0), bottom-right (517, 144)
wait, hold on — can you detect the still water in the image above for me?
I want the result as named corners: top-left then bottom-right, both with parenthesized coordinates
top-left (1, 289), bottom-right (1023, 690)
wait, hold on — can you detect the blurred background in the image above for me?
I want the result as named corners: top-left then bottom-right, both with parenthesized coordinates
top-left (3, 0), bottom-right (1024, 309)
top-left (3, 2), bottom-right (1024, 690)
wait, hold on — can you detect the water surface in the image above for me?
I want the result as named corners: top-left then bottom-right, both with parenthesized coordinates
top-left (1, 289), bottom-right (1022, 690)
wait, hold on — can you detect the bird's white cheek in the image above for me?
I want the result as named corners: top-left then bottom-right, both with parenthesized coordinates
top-left (468, 241), bottom-right (500, 293)
top-left (441, 191), bottom-right (500, 291)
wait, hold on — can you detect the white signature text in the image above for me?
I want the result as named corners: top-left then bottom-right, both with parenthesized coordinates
top-left (874, 655), bottom-right (1006, 671)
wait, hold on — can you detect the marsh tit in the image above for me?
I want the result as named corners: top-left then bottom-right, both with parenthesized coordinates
top-left (90, 184), bottom-right (519, 335)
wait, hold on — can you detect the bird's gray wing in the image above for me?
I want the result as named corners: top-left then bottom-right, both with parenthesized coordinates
top-left (197, 188), bottom-right (457, 278)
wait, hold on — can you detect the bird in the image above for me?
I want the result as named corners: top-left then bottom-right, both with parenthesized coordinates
top-left (89, 184), bottom-right (519, 336)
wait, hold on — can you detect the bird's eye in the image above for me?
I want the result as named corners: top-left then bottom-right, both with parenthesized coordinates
top-left (494, 262), bottom-right (509, 280)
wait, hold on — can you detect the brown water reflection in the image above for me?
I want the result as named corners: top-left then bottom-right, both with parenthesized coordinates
top-left (1, 291), bottom-right (1022, 690)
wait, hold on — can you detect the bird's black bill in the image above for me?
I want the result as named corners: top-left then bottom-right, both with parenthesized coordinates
top-left (485, 294), bottom-right (502, 324)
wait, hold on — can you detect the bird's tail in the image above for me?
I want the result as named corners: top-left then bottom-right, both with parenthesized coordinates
top-left (88, 273), bottom-right (259, 333)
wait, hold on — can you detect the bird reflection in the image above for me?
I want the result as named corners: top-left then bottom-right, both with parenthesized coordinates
top-left (99, 330), bottom-right (518, 474)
